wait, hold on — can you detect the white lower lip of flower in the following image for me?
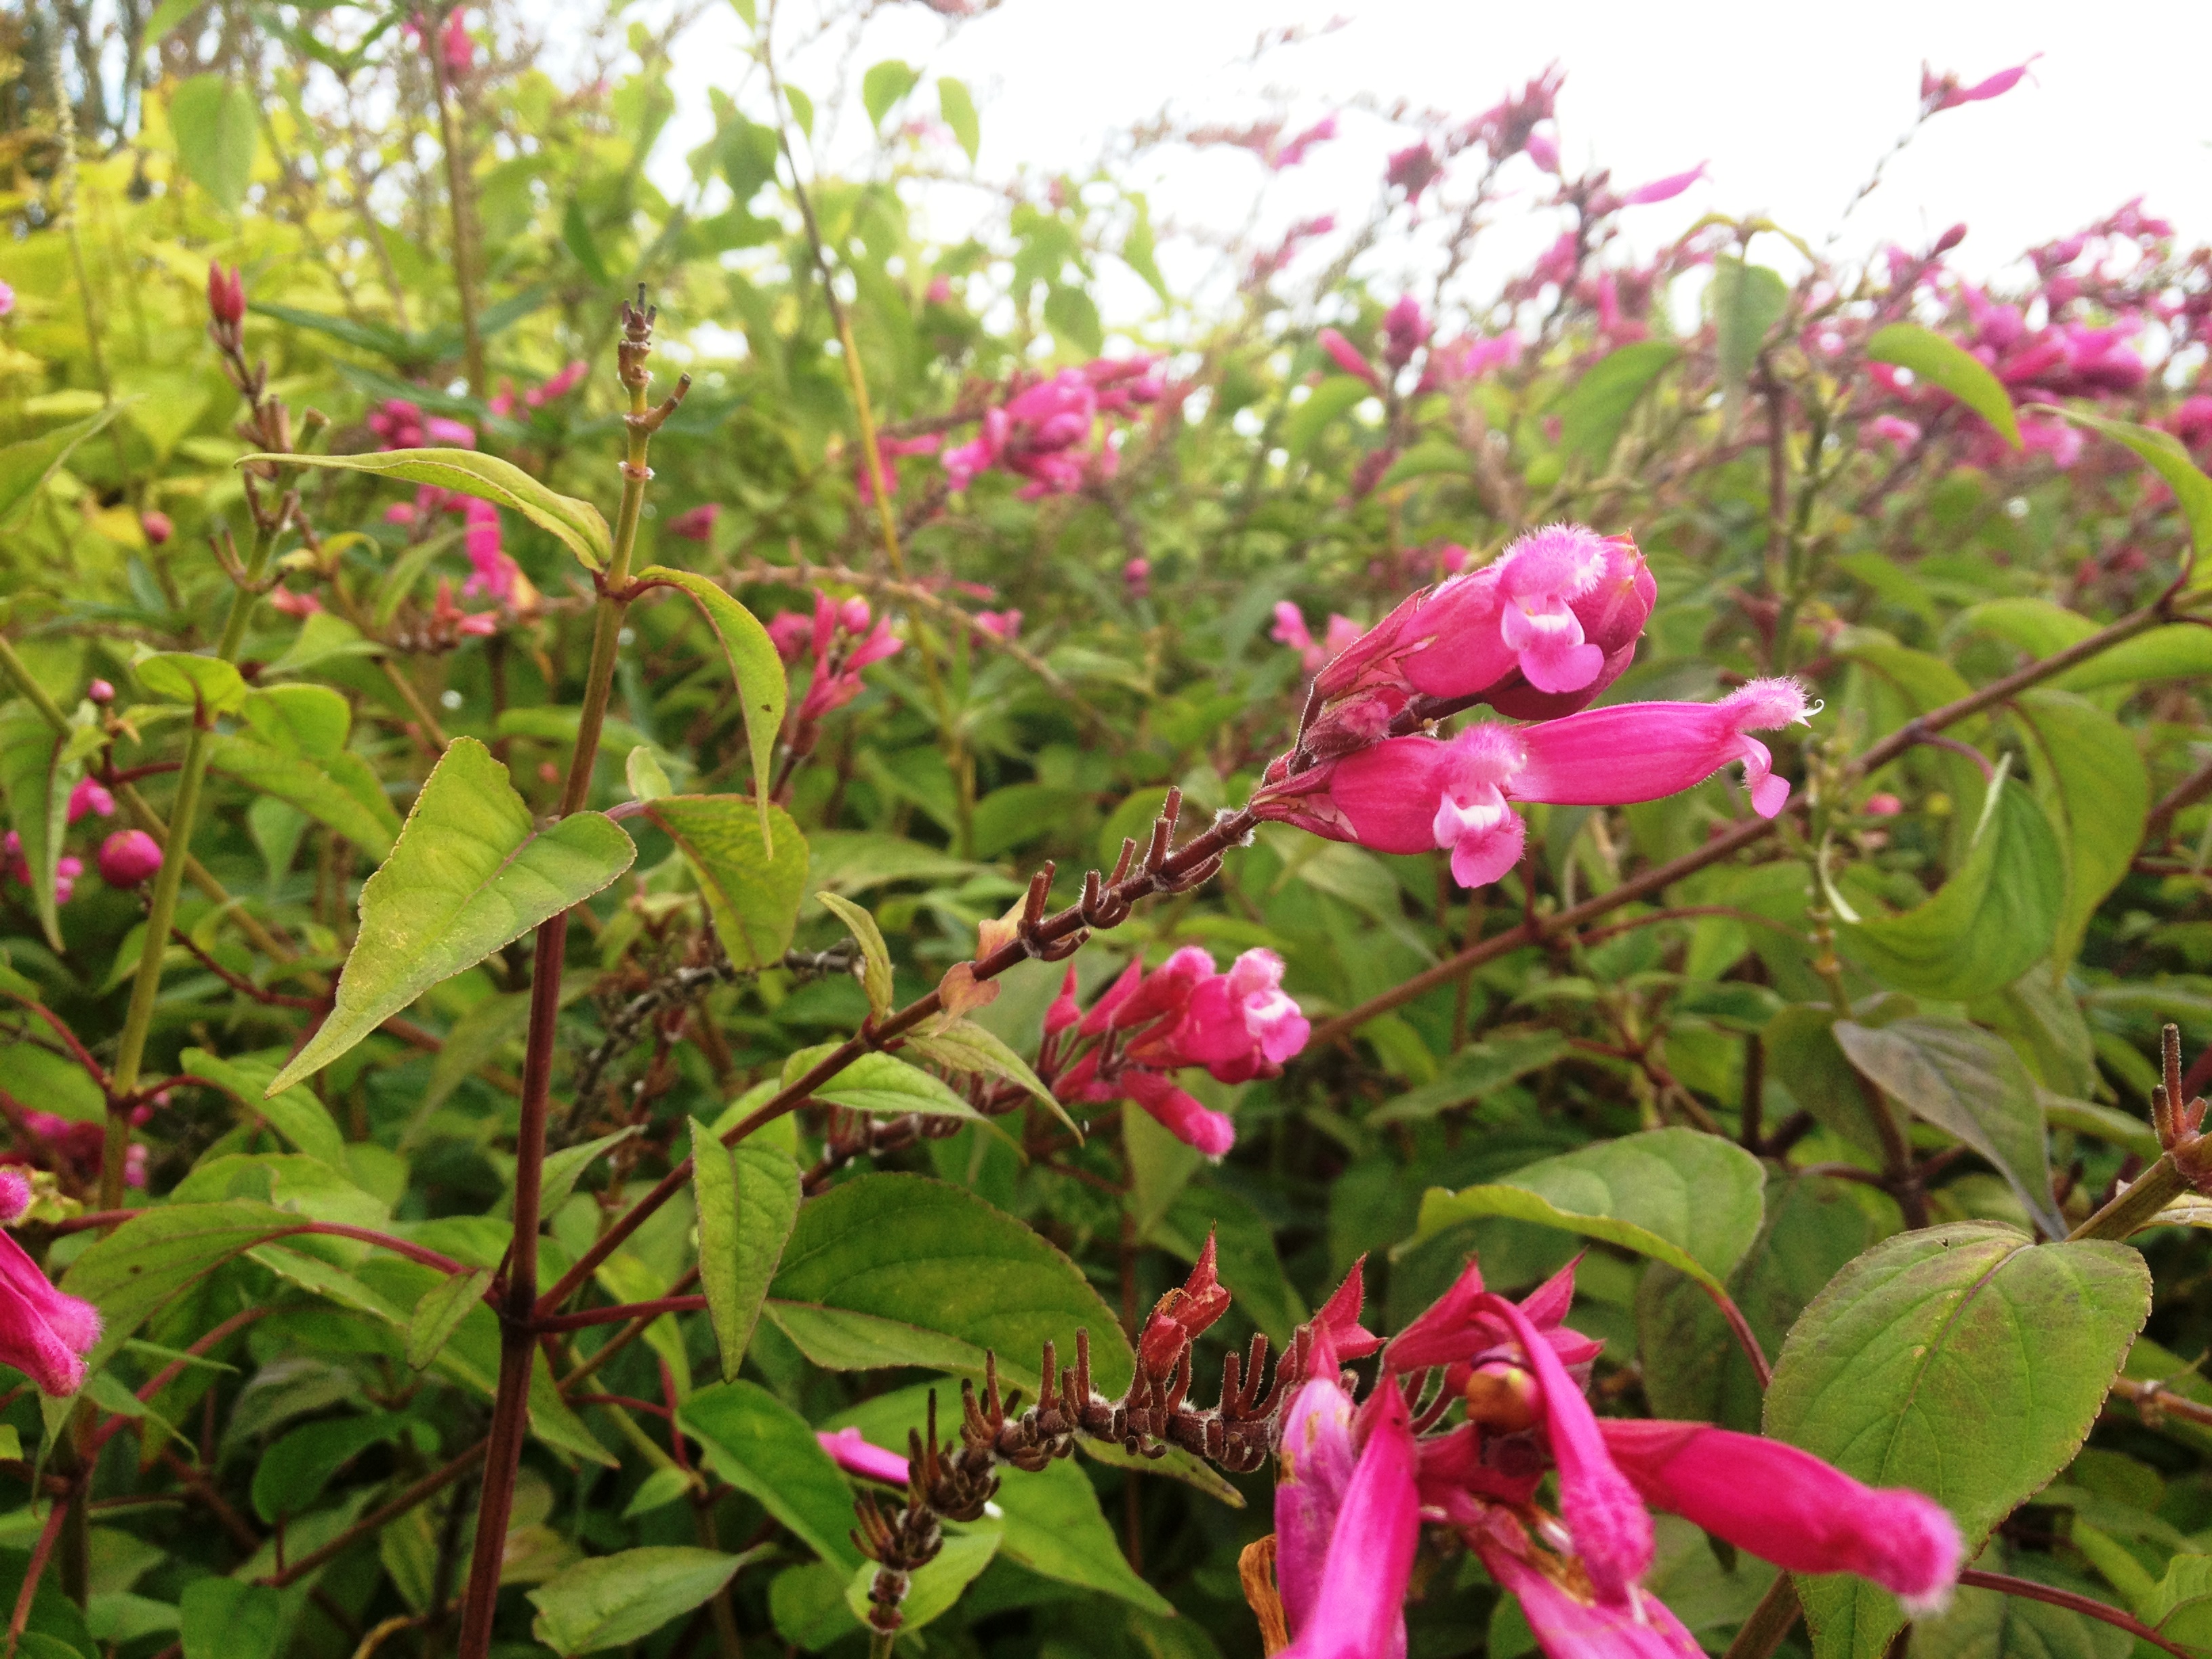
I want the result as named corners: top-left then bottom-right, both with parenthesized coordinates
top-left (1433, 792), bottom-right (1506, 846)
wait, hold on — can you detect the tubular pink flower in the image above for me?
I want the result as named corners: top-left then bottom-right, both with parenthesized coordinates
top-left (1169, 948), bottom-right (1311, 1079)
top-left (1477, 1521), bottom-right (1704, 1659)
top-left (1513, 678), bottom-right (1812, 819)
top-left (665, 504), bottom-right (722, 542)
top-left (817, 1427), bottom-right (911, 1488)
top-left (66, 777), bottom-right (115, 825)
top-left (1281, 1378), bottom-right (1418, 1659)
top-left (0, 1212), bottom-right (99, 1397)
top-left (1494, 525), bottom-right (1610, 693)
top-left (974, 609), bottom-right (1022, 640)
top-left (1121, 1071), bottom-right (1235, 1158)
top-left (1474, 1292), bottom-right (1652, 1607)
top-left (1276, 1355), bottom-right (1359, 1639)
top-left (1616, 165), bottom-right (1707, 207)
top-left (0, 280), bottom-right (14, 319)
top-left (1922, 56), bottom-right (2039, 116)
top-left (1318, 329), bottom-right (1382, 389)
top-left (1382, 296), bottom-right (1431, 371)
top-left (1044, 963), bottom-right (1082, 1036)
top-left (1595, 1421), bottom-right (1963, 1614)
top-left (1322, 724), bottom-right (1529, 889)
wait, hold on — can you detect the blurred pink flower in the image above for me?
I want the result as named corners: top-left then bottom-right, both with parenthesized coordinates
top-left (98, 830), bottom-right (163, 887)
top-left (1921, 55), bottom-right (2039, 116)
top-left (664, 503), bottom-right (722, 543)
top-left (1385, 142), bottom-right (1442, 203)
top-left (66, 778), bottom-right (114, 825)
top-left (817, 1427), bottom-right (910, 1487)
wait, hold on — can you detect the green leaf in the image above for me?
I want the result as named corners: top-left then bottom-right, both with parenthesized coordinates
top-left (0, 404), bottom-right (127, 529)
top-left (527, 1547), bottom-right (745, 1656)
top-left (539, 1125), bottom-right (643, 1219)
top-left (1378, 441), bottom-right (1473, 490)
top-left (1761, 1004), bottom-right (1886, 1155)
top-left (266, 737), bottom-right (636, 1093)
top-left (1766, 1223), bottom-right (2149, 1659)
top-left (1044, 285), bottom-right (1105, 356)
top-left (634, 567), bottom-right (785, 820)
top-left (767, 1174), bottom-right (1133, 1397)
top-left (937, 77), bottom-right (979, 163)
top-left (779, 1046), bottom-right (984, 1123)
top-left (2031, 404), bottom-right (2212, 573)
top-left (1710, 257), bottom-right (1790, 424)
top-left (0, 701), bottom-right (74, 949)
top-left (251, 449), bottom-right (613, 573)
top-left (678, 1381), bottom-right (864, 1570)
top-left (180, 1578), bottom-right (281, 1659)
top-left (169, 75), bottom-right (260, 212)
top-left (1833, 775), bottom-right (2063, 1000)
top-left (1916, 1547), bottom-right (2133, 1659)
top-left (407, 1267), bottom-right (493, 1370)
top-left (905, 1017), bottom-right (1078, 1136)
top-left (1408, 1127), bottom-right (1765, 1294)
top-left (180, 1048), bottom-right (348, 1167)
top-left (1368, 1030), bottom-right (1569, 1124)
top-left (60, 1201), bottom-right (300, 1374)
top-left (252, 1412), bottom-right (419, 1522)
top-left (410, 989), bottom-right (530, 1130)
top-left (560, 197), bottom-right (613, 287)
top-left (133, 651), bottom-right (248, 714)
top-left (815, 892), bottom-right (892, 1015)
top-left (1119, 197), bottom-right (1169, 304)
top-left (701, 1138), bottom-right (798, 1383)
top-left (2053, 625), bottom-right (2212, 693)
top-left (249, 301), bottom-right (415, 364)
top-left (644, 797), bottom-right (806, 968)
top-left (205, 735), bottom-right (398, 861)
top-left (2009, 691), bottom-right (2148, 971)
top-left (1832, 1015), bottom-right (2061, 1237)
top-left (142, 0), bottom-right (205, 45)
top-left (625, 745), bottom-right (672, 802)
top-left (986, 1460), bottom-right (1166, 1611)
top-left (1557, 340), bottom-right (1680, 468)
top-left (862, 59), bottom-right (918, 129)
top-left (844, 1530), bottom-right (998, 1632)
top-left (2142, 1554), bottom-right (2212, 1648)
top-left (1284, 375), bottom-right (1373, 460)
top-left (784, 83), bottom-right (814, 138)
top-left (1867, 322), bottom-right (2022, 449)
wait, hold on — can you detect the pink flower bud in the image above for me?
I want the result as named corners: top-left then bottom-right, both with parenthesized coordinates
top-left (1525, 129), bottom-right (1560, 173)
top-left (816, 1427), bottom-right (911, 1488)
top-left (0, 280), bottom-right (14, 319)
top-left (1385, 142), bottom-right (1441, 203)
top-left (1122, 556), bottom-right (1151, 599)
top-left (98, 829), bottom-right (163, 888)
top-left (207, 263), bottom-right (245, 328)
top-left (1864, 792), bottom-right (1904, 816)
top-left (141, 510), bottom-right (173, 546)
top-left (1317, 327), bottom-right (1381, 388)
top-left (0, 1225), bottom-right (102, 1395)
top-left (1933, 222), bottom-right (1968, 255)
top-left (86, 680), bottom-right (114, 705)
top-left (665, 504), bottom-right (721, 542)
top-left (66, 777), bottom-right (115, 825)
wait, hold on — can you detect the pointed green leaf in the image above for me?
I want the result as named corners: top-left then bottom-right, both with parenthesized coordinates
top-left (1407, 1127), bottom-right (1766, 1294)
top-left (407, 1267), bottom-right (494, 1370)
top-left (634, 568), bottom-right (785, 825)
top-left (678, 1381), bottom-right (863, 1570)
top-left (168, 75), bottom-right (260, 212)
top-left (625, 745), bottom-right (673, 802)
top-left (247, 448), bottom-right (613, 573)
top-left (815, 891), bottom-right (891, 1015)
top-left (780, 1046), bottom-right (983, 1122)
top-left (59, 1200), bottom-right (301, 1372)
top-left (180, 1048), bottom-right (348, 1167)
top-left (1868, 322), bottom-right (2022, 448)
top-left (1710, 257), bottom-right (1790, 424)
top-left (0, 700), bottom-right (74, 949)
top-left (2009, 690), bottom-right (2148, 971)
top-left (766, 1174), bottom-right (1132, 1397)
top-left (0, 403), bottom-right (128, 528)
top-left (644, 796), bottom-right (807, 968)
top-left (1559, 340), bottom-right (1681, 468)
top-left (1767, 1224), bottom-right (2149, 1659)
top-left (539, 1124), bottom-right (643, 1218)
top-left (783, 83), bottom-right (814, 138)
top-left (1284, 375), bottom-right (1373, 460)
top-left (937, 77), bottom-right (979, 163)
top-left (692, 1124), bottom-right (798, 1384)
top-left (205, 729), bottom-right (399, 860)
top-left (1832, 1015), bottom-right (2061, 1237)
top-left (1834, 776), bottom-right (2063, 1000)
top-left (268, 737), bottom-right (635, 1092)
top-left (862, 59), bottom-right (918, 129)
top-left (528, 1547), bottom-right (746, 1656)
top-left (2030, 403), bottom-right (2212, 571)
top-left (907, 1017), bottom-right (1080, 1136)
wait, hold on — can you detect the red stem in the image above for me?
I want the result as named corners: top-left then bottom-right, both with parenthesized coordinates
top-left (1957, 1570), bottom-right (2194, 1659)
top-left (89, 1305), bottom-right (275, 1454)
top-left (7, 1489), bottom-right (70, 1649)
top-left (535, 1295), bottom-right (708, 1333)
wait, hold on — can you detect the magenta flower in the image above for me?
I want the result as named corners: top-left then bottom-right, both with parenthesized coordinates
top-left (0, 1169), bottom-right (100, 1397)
top-left (457, 499), bottom-right (518, 603)
top-left (1044, 946), bottom-right (1310, 1155)
top-left (1512, 677), bottom-right (1812, 819)
top-left (972, 609), bottom-right (1022, 641)
top-left (1277, 1377), bottom-right (1419, 1659)
top-left (1385, 142), bottom-right (1442, 203)
top-left (439, 8), bottom-right (474, 75)
top-left (1921, 56), bottom-right (2039, 117)
top-left (1382, 296), bottom-right (1431, 371)
top-left (856, 433), bottom-right (943, 504)
top-left (1317, 329), bottom-right (1382, 390)
top-left (98, 830), bottom-right (163, 888)
top-left (0, 279), bottom-right (14, 318)
top-left (1136, 1233), bottom-right (1235, 1382)
top-left (1476, 1525), bottom-right (1704, 1659)
top-left (664, 503), bottom-right (722, 543)
top-left (207, 264), bottom-right (245, 329)
top-left (1122, 557), bottom-right (1151, 600)
top-left (1614, 164), bottom-right (1708, 208)
top-left (141, 510), bottom-right (173, 546)
top-left (1597, 1421), bottom-right (1961, 1612)
top-left (1271, 115), bottom-right (1338, 170)
top-left (1864, 414), bottom-right (1923, 451)
top-left (777, 592), bottom-right (903, 727)
top-left (66, 777), bottom-right (114, 825)
top-left (817, 1427), bottom-right (911, 1488)
top-left (1525, 129), bottom-right (1559, 173)
top-left (268, 586), bottom-right (323, 617)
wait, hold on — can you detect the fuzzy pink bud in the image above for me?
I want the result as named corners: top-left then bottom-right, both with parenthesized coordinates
top-left (98, 830), bottom-right (163, 887)
top-left (141, 510), bottom-right (173, 546)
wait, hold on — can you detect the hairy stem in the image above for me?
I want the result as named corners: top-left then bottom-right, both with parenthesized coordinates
top-left (2068, 1152), bottom-right (2189, 1242)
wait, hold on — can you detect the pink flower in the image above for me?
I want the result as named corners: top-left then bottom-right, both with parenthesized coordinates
top-left (1382, 295), bottom-right (1431, 371)
top-left (1511, 677), bottom-right (1813, 819)
top-left (1136, 1234), bottom-right (1233, 1382)
top-left (527, 361), bottom-right (589, 407)
top-left (66, 778), bottom-right (114, 825)
top-left (2170, 394), bottom-right (2212, 453)
top-left (0, 1172), bottom-right (100, 1396)
top-left (1618, 164), bottom-right (1707, 207)
top-left (142, 510), bottom-right (173, 546)
top-left (1921, 56), bottom-right (2039, 117)
top-left (426, 415), bottom-right (476, 447)
top-left (440, 7), bottom-right (474, 76)
top-left (1596, 1420), bottom-right (1962, 1614)
top-left (1298, 723), bottom-right (1529, 889)
top-left (1045, 946), bottom-right (1310, 1155)
top-left (856, 433), bottom-right (943, 504)
top-left (86, 680), bottom-right (113, 705)
top-left (1467, 66), bottom-right (1563, 163)
top-left (1278, 1378), bottom-right (1419, 1659)
top-left (784, 592), bottom-right (905, 726)
top-left (207, 264), bottom-right (245, 328)
top-left (1864, 792), bottom-right (1904, 816)
top-left (817, 1427), bottom-right (911, 1488)
top-left (269, 586), bottom-right (323, 617)
top-left (2017, 415), bottom-right (2084, 469)
top-left (665, 503), bottom-right (722, 542)
top-left (98, 830), bottom-right (163, 887)
top-left (1476, 1521), bottom-right (1704, 1659)
top-left (767, 612), bottom-right (813, 663)
top-left (1525, 129), bottom-right (1559, 173)
top-left (1385, 142), bottom-right (1442, 203)
top-left (926, 276), bottom-right (955, 306)
top-left (1317, 329), bottom-right (1381, 389)
top-left (0, 280), bottom-right (14, 319)
top-left (973, 609), bottom-right (1022, 641)
top-left (458, 499), bottom-right (517, 603)
top-left (1864, 414), bottom-right (1923, 450)
top-left (1122, 557), bottom-right (1151, 599)
top-left (1275, 1345), bottom-right (1359, 1639)
top-left (1272, 115), bottom-right (1338, 170)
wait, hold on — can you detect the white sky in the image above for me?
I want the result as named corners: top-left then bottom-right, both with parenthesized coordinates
top-left (651, 0), bottom-right (2212, 323)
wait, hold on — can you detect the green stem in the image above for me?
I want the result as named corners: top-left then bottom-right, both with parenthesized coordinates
top-left (102, 531), bottom-right (274, 1207)
top-left (868, 1628), bottom-right (897, 1659)
top-left (2069, 1153), bottom-right (2190, 1242)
